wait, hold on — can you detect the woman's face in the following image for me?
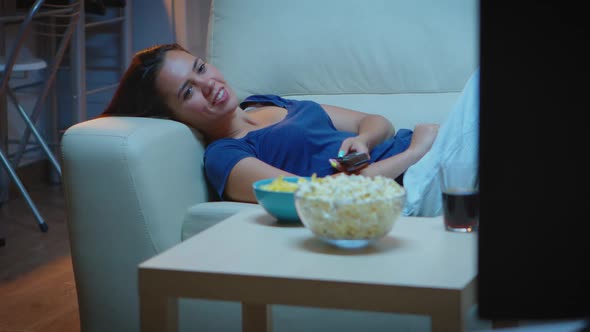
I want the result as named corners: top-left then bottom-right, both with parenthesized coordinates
top-left (155, 50), bottom-right (239, 130)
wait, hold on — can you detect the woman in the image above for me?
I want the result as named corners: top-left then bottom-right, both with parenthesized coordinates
top-left (102, 43), bottom-right (479, 217)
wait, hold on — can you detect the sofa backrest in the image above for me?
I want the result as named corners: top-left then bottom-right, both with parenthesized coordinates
top-left (207, 0), bottom-right (478, 99)
top-left (205, 0), bottom-right (479, 130)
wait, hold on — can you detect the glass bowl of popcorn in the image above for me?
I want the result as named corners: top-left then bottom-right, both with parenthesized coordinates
top-left (294, 175), bottom-right (406, 249)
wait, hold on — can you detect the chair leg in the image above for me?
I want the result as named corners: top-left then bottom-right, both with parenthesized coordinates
top-left (9, 8), bottom-right (78, 174)
top-left (0, 148), bottom-right (48, 233)
top-left (1, 164), bottom-right (8, 203)
top-left (6, 89), bottom-right (62, 177)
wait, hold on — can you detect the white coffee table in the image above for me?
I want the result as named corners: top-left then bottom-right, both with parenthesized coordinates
top-left (138, 206), bottom-right (477, 332)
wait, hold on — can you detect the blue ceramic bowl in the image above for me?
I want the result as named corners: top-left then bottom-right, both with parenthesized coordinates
top-left (252, 177), bottom-right (306, 223)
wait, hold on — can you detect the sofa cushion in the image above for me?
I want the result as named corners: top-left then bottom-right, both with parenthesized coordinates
top-left (182, 201), bottom-right (258, 240)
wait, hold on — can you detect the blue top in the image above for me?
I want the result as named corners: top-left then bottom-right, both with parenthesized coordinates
top-left (204, 95), bottom-right (413, 199)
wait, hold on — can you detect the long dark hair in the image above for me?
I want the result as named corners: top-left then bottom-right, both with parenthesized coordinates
top-left (100, 43), bottom-right (189, 118)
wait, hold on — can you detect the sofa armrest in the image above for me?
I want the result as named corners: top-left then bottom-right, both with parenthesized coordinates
top-left (61, 116), bottom-right (209, 331)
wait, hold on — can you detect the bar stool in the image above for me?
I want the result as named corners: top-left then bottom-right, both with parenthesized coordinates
top-left (1, 0), bottom-right (81, 232)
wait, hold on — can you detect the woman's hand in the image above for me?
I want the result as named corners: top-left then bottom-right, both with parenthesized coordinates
top-left (338, 136), bottom-right (370, 157)
top-left (329, 151), bottom-right (371, 174)
top-left (329, 136), bottom-right (371, 173)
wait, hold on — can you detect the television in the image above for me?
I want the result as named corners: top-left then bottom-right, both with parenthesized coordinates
top-left (477, 0), bottom-right (590, 326)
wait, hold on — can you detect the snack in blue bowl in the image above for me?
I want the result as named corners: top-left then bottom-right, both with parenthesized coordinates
top-left (252, 176), bottom-right (310, 223)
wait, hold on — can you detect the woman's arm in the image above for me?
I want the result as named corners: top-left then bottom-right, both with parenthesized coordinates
top-left (321, 104), bottom-right (395, 156)
top-left (225, 157), bottom-right (295, 203)
top-left (322, 104), bottom-right (439, 179)
top-left (359, 124), bottom-right (439, 179)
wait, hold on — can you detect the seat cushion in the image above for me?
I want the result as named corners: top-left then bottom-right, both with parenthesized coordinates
top-left (182, 201), bottom-right (258, 240)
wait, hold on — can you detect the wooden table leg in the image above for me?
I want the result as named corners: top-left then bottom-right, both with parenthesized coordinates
top-left (242, 303), bottom-right (272, 332)
top-left (430, 296), bottom-right (468, 332)
top-left (431, 313), bottom-right (463, 332)
top-left (139, 293), bottom-right (178, 332)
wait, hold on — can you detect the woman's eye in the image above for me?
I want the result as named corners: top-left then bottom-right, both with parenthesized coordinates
top-left (183, 86), bottom-right (193, 100)
top-left (197, 63), bottom-right (206, 74)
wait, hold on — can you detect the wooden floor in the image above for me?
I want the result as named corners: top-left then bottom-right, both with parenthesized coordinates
top-left (0, 179), bottom-right (80, 332)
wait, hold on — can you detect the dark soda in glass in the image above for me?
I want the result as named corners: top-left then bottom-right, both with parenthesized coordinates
top-left (442, 189), bottom-right (479, 232)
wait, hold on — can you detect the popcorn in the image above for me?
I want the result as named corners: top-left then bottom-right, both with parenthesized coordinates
top-left (295, 175), bottom-right (405, 240)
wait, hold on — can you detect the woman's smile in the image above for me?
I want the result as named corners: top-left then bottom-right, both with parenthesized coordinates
top-left (212, 87), bottom-right (227, 106)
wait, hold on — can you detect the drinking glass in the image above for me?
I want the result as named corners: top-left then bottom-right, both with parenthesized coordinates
top-left (439, 162), bottom-right (479, 232)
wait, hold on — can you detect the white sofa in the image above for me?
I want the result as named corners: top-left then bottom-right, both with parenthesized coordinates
top-left (61, 0), bottom-right (480, 331)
